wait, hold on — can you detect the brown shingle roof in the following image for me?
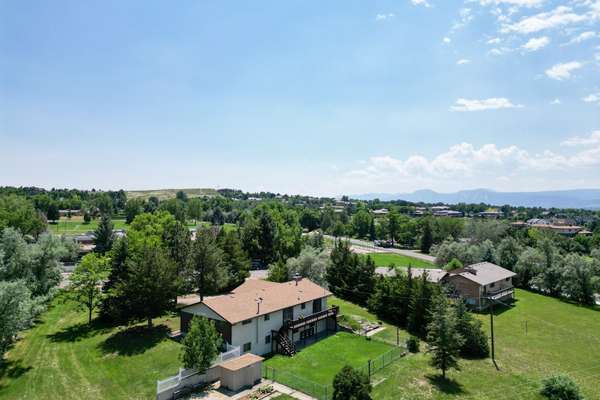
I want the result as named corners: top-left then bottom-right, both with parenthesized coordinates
top-left (452, 262), bottom-right (516, 286)
top-left (188, 278), bottom-right (331, 324)
top-left (219, 353), bottom-right (264, 371)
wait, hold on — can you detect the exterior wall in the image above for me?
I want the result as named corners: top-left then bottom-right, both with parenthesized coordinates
top-left (482, 277), bottom-right (513, 296)
top-left (445, 275), bottom-right (482, 306)
top-left (231, 309), bottom-right (285, 356)
top-left (219, 363), bottom-right (262, 392)
top-left (230, 296), bottom-right (330, 356)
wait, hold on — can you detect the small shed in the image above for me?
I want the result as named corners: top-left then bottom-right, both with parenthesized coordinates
top-left (218, 353), bottom-right (264, 392)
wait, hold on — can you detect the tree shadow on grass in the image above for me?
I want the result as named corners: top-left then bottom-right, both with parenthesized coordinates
top-left (98, 325), bottom-right (170, 356)
top-left (426, 374), bottom-right (465, 395)
top-left (46, 319), bottom-right (113, 343)
top-left (0, 359), bottom-right (33, 390)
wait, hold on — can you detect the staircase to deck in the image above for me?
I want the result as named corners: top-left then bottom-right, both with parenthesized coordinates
top-left (276, 328), bottom-right (296, 356)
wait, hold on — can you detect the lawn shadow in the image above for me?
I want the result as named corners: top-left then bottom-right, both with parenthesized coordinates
top-left (98, 325), bottom-right (170, 356)
top-left (0, 359), bottom-right (33, 389)
top-left (46, 319), bottom-right (112, 343)
top-left (426, 374), bottom-right (465, 395)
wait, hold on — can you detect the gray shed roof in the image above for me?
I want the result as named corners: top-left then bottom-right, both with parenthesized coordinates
top-left (375, 267), bottom-right (447, 283)
top-left (451, 262), bottom-right (516, 286)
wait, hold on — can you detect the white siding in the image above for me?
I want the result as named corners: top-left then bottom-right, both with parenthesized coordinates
top-left (184, 303), bottom-right (225, 322)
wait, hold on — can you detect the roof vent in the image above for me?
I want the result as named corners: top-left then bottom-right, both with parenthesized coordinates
top-left (293, 273), bottom-right (302, 286)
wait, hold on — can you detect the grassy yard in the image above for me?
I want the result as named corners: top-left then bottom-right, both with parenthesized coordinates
top-left (365, 253), bottom-right (436, 269)
top-left (345, 290), bottom-right (600, 400)
top-left (47, 217), bottom-right (128, 235)
top-left (0, 294), bottom-right (181, 400)
top-left (264, 332), bottom-right (393, 386)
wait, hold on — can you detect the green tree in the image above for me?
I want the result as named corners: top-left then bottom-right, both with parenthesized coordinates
top-left (191, 228), bottom-right (228, 300)
top-left (387, 211), bottom-right (401, 246)
top-left (407, 273), bottom-right (437, 337)
top-left (217, 229), bottom-right (251, 289)
top-left (352, 210), bottom-right (372, 239)
top-left (420, 219), bottom-right (433, 254)
top-left (187, 198), bottom-right (204, 224)
top-left (180, 316), bottom-right (223, 373)
top-left (332, 365), bottom-right (372, 400)
top-left (444, 258), bottom-right (464, 271)
top-left (94, 214), bottom-right (114, 254)
top-left (454, 301), bottom-right (489, 358)
top-left (426, 295), bottom-right (464, 379)
top-left (285, 246), bottom-right (329, 286)
top-left (46, 202), bottom-right (60, 222)
top-left (99, 236), bottom-right (129, 321)
top-left (162, 220), bottom-right (192, 292)
top-left (267, 260), bottom-right (289, 283)
top-left (0, 194), bottom-right (46, 237)
top-left (113, 244), bottom-right (177, 327)
top-left (70, 253), bottom-right (110, 324)
top-left (327, 240), bottom-right (375, 305)
top-left (0, 280), bottom-right (34, 359)
top-left (124, 199), bottom-right (144, 224)
top-left (541, 375), bottom-right (583, 400)
top-left (514, 247), bottom-right (544, 289)
top-left (494, 236), bottom-right (522, 271)
top-left (561, 254), bottom-right (599, 305)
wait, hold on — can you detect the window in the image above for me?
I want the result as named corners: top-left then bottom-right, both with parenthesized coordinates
top-left (312, 299), bottom-right (322, 313)
top-left (301, 302), bottom-right (306, 310)
top-left (265, 335), bottom-right (271, 344)
top-left (283, 307), bottom-right (294, 322)
top-left (243, 342), bottom-right (251, 352)
top-left (264, 314), bottom-right (270, 321)
top-left (242, 319), bottom-right (252, 325)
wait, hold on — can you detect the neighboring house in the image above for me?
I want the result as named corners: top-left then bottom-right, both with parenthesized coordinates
top-left (375, 262), bottom-right (516, 310)
top-left (372, 208), bottom-right (389, 217)
top-left (478, 211), bottom-right (502, 219)
top-left (180, 278), bottom-right (338, 356)
top-left (444, 262), bottom-right (516, 309)
top-left (433, 210), bottom-right (463, 218)
top-left (73, 232), bottom-right (96, 254)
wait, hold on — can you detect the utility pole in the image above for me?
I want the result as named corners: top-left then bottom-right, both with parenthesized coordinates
top-left (490, 300), bottom-right (499, 370)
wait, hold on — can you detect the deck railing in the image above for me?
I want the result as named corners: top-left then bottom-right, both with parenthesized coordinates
top-left (284, 306), bottom-right (339, 330)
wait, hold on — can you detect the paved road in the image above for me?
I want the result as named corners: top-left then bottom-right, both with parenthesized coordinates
top-left (324, 235), bottom-right (437, 263)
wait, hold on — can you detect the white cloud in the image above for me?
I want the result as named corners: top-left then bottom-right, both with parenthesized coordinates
top-left (487, 37), bottom-right (502, 44)
top-left (346, 139), bottom-right (600, 185)
top-left (443, 37), bottom-right (452, 43)
top-left (550, 98), bottom-right (561, 104)
top-left (501, 6), bottom-right (589, 34)
top-left (456, 58), bottom-right (471, 65)
top-left (450, 98), bottom-right (524, 111)
top-left (563, 31), bottom-right (597, 45)
top-left (545, 61), bottom-right (583, 80)
top-left (488, 47), bottom-right (512, 55)
top-left (582, 93), bottom-right (600, 103)
top-left (521, 36), bottom-right (550, 51)
top-left (561, 130), bottom-right (600, 146)
top-left (411, 0), bottom-right (431, 7)
top-left (478, 0), bottom-right (545, 6)
top-left (376, 13), bottom-right (395, 21)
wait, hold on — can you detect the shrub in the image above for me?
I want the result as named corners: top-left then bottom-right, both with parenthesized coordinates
top-left (333, 365), bottom-right (372, 400)
top-left (406, 336), bottom-right (420, 353)
top-left (540, 375), bottom-right (583, 400)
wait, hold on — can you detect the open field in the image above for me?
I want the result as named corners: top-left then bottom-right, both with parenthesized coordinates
top-left (48, 217), bottom-right (128, 235)
top-left (126, 188), bottom-right (219, 201)
top-left (364, 252), bottom-right (436, 269)
top-left (336, 290), bottom-right (600, 399)
top-left (0, 294), bottom-right (181, 400)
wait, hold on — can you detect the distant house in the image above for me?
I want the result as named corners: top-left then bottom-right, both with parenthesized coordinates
top-left (73, 232), bottom-right (96, 254)
top-left (372, 208), bottom-right (389, 217)
top-left (59, 209), bottom-right (82, 217)
top-left (433, 210), bottom-right (463, 218)
top-left (478, 211), bottom-right (502, 219)
top-left (180, 278), bottom-right (337, 356)
top-left (375, 262), bottom-right (516, 310)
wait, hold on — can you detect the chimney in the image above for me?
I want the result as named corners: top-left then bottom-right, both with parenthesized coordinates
top-left (255, 297), bottom-right (263, 314)
top-left (293, 273), bottom-right (302, 286)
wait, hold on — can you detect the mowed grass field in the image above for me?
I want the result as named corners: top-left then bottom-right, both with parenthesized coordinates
top-left (365, 252), bottom-right (436, 269)
top-left (264, 332), bottom-right (394, 386)
top-left (335, 290), bottom-right (600, 400)
top-left (47, 217), bottom-right (128, 235)
top-left (0, 294), bottom-right (181, 400)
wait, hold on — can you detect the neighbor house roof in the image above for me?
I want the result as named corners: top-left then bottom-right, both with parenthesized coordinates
top-left (219, 353), bottom-right (264, 372)
top-left (186, 278), bottom-right (332, 325)
top-left (375, 267), bottom-right (447, 283)
top-left (449, 262), bottom-right (516, 286)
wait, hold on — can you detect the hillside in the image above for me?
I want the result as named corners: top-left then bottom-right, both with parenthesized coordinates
top-left (126, 188), bottom-right (219, 201)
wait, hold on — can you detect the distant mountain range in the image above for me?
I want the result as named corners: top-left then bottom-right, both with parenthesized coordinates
top-left (351, 189), bottom-right (600, 209)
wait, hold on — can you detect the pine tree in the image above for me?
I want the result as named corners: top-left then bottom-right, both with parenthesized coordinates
top-left (420, 219), bottom-right (433, 254)
top-left (94, 214), bottom-right (114, 254)
top-left (190, 228), bottom-right (228, 300)
top-left (181, 316), bottom-right (223, 374)
top-left (454, 300), bottom-right (489, 358)
top-left (408, 273), bottom-right (437, 337)
top-left (332, 366), bottom-right (372, 400)
top-left (217, 229), bottom-right (250, 289)
top-left (427, 295), bottom-right (464, 379)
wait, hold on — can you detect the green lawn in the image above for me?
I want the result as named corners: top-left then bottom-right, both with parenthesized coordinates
top-left (264, 332), bottom-right (393, 386)
top-left (0, 294), bottom-right (181, 400)
top-left (368, 290), bottom-right (600, 400)
top-left (48, 218), bottom-right (128, 235)
top-left (365, 252), bottom-right (436, 269)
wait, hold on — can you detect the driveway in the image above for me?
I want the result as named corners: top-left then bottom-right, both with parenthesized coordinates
top-left (325, 235), bottom-right (437, 263)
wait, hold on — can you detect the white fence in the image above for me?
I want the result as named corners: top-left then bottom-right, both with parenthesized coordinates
top-left (156, 345), bottom-right (241, 399)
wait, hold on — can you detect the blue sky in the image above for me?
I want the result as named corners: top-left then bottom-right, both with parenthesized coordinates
top-left (1, 0), bottom-right (599, 196)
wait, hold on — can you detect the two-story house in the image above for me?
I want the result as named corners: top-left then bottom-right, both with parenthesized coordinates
top-left (180, 277), bottom-right (338, 356)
